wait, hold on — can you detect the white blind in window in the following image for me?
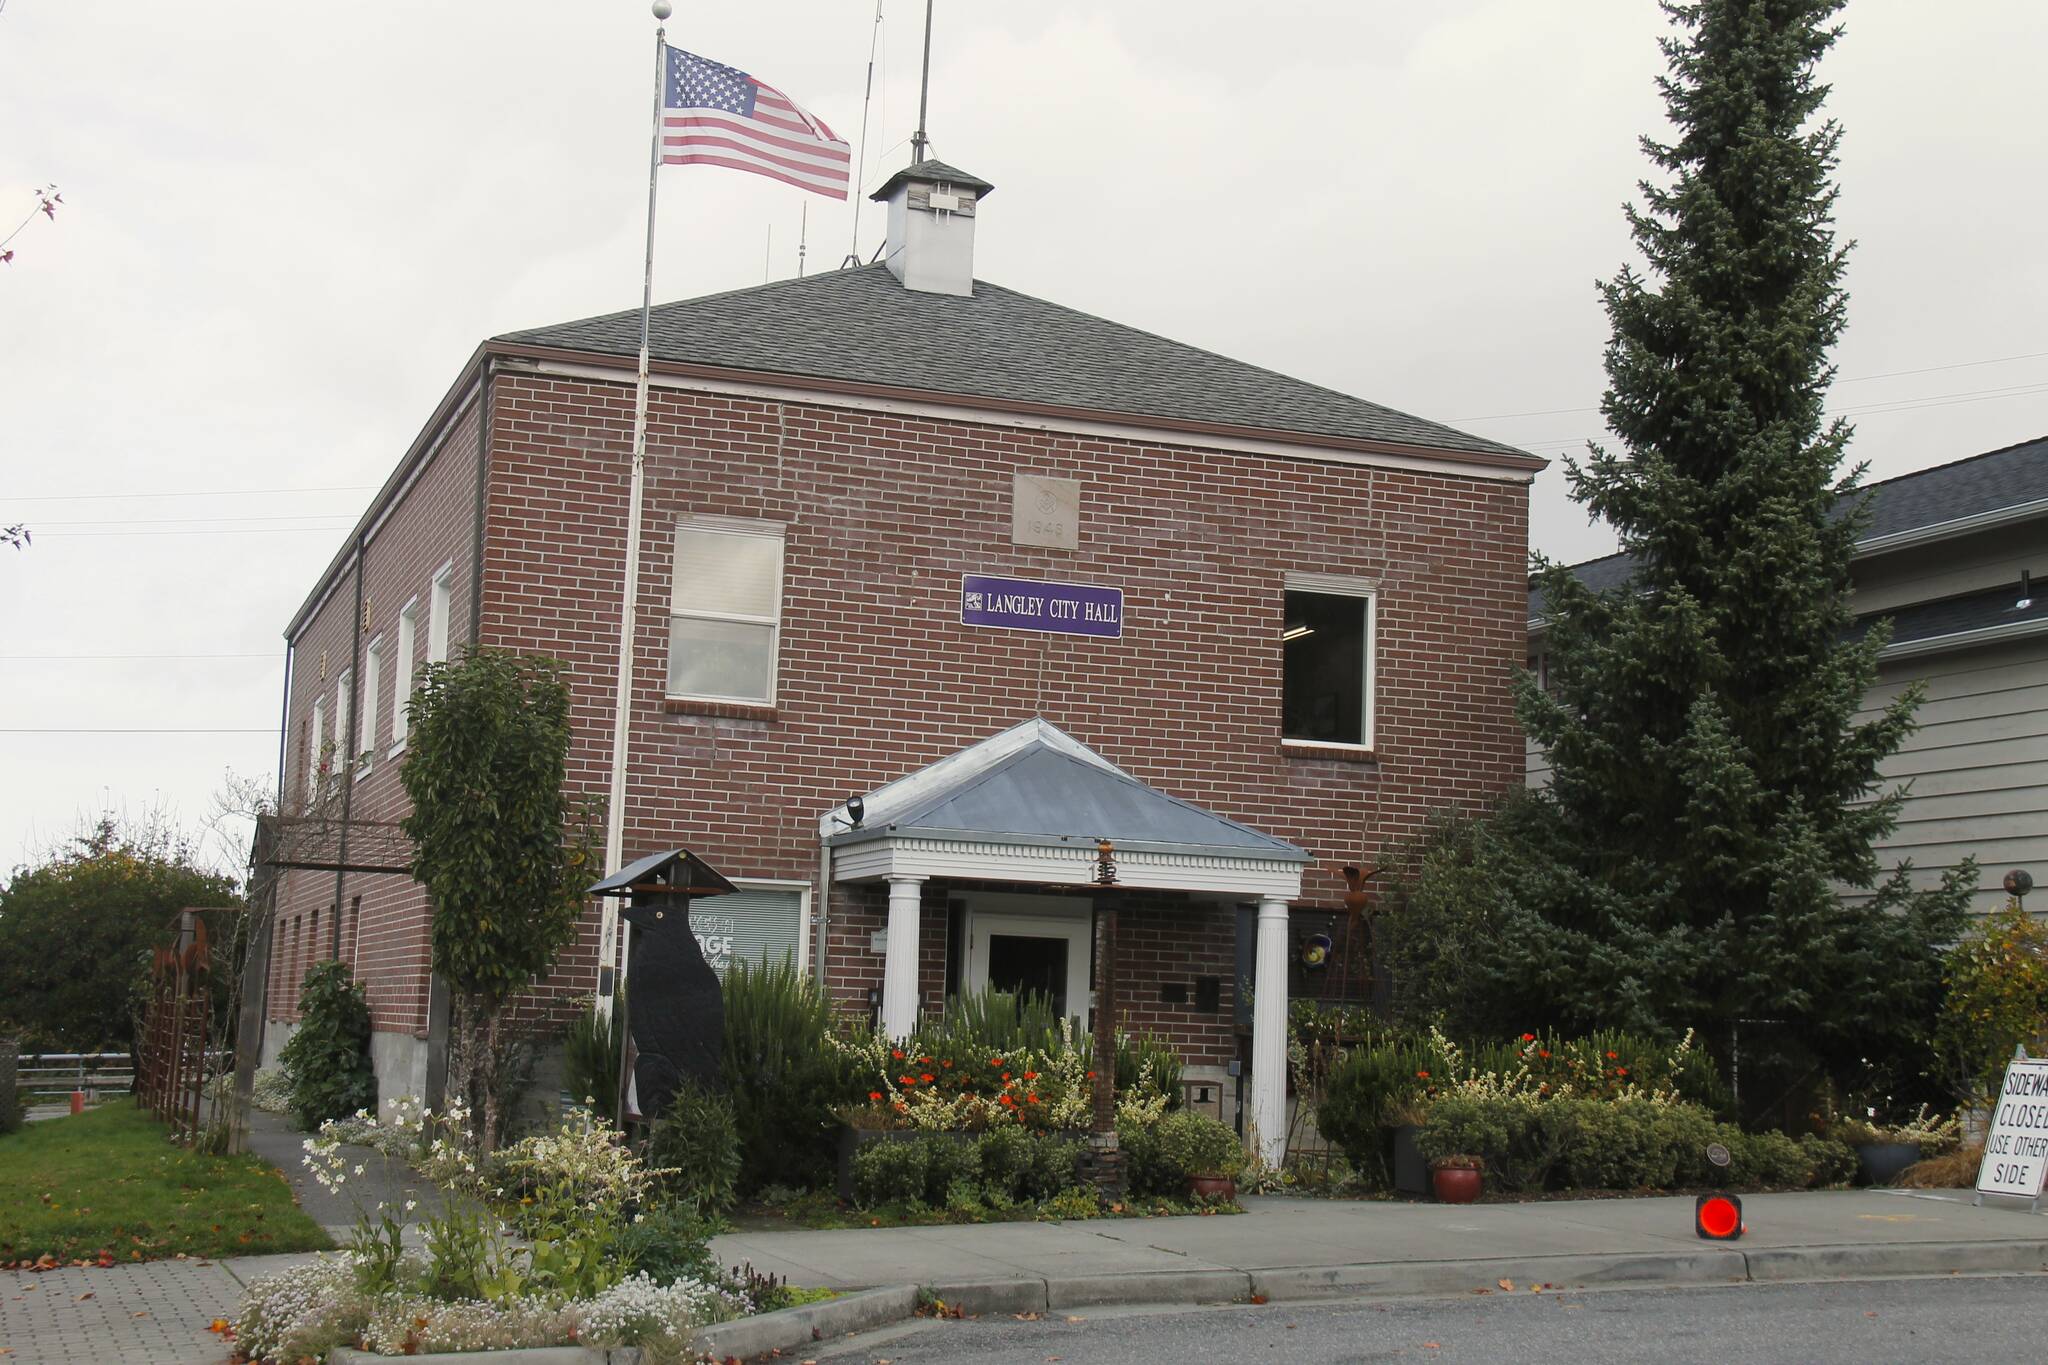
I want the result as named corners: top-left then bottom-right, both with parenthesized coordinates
top-left (672, 527), bottom-right (782, 619)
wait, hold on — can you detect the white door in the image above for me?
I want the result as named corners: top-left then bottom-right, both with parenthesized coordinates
top-left (961, 893), bottom-right (1094, 1027)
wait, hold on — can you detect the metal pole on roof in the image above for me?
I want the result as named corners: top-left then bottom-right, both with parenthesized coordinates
top-left (597, 5), bottom-right (672, 1027)
top-left (911, 0), bottom-right (933, 163)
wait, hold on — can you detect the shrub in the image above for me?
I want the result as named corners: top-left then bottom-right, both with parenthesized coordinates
top-left (646, 1082), bottom-right (741, 1217)
top-left (920, 1133), bottom-right (979, 1204)
top-left (1935, 901), bottom-right (2048, 1108)
top-left (1800, 1133), bottom-right (1858, 1188)
top-left (1722, 1128), bottom-right (1810, 1188)
top-left (721, 957), bottom-right (852, 1192)
top-left (1416, 1093), bottom-right (1565, 1193)
top-left (974, 1122), bottom-right (1035, 1200)
top-left (1315, 1035), bottom-right (1438, 1174)
top-left (278, 961), bottom-right (377, 1130)
top-left (560, 994), bottom-right (620, 1113)
top-left (611, 1202), bottom-right (720, 1287)
top-left (1155, 1111), bottom-right (1244, 1180)
top-left (1118, 1114), bottom-right (1168, 1196)
top-left (1021, 1133), bottom-right (1081, 1202)
top-left (851, 1137), bottom-right (928, 1207)
top-left (1115, 1033), bottom-right (1184, 1110)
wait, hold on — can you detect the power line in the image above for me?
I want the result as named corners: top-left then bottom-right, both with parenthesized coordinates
top-left (0, 727), bottom-right (277, 735)
top-left (33, 525), bottom-right (353, 538)
top-left (32, 513), bottom-right (363, 528)
top-left (8, 484), bottom-right (374, 504)
top-left (2, 652), bottom-right (278, 661)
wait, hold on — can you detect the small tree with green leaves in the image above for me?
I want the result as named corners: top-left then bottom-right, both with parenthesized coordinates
top-left (401, 648), bottom-right (595, 1149)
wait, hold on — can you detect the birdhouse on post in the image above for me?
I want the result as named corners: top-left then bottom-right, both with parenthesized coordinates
top-left (587, 848), bottom-right (737, 1129)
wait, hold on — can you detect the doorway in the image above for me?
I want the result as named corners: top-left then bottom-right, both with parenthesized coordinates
top-left (960, 893), bottom-right (1093, 1027)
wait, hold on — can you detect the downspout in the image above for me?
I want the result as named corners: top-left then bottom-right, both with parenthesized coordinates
top-left (813, 837), bottom-right (832, 987)
top-left (332, 532), bottom-right (366, 957)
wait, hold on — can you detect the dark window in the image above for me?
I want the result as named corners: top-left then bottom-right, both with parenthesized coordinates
top-left (1282, 590), bottom-right (1371, 745)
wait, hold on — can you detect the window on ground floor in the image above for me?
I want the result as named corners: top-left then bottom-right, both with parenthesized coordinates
top-left (1282, 575), bottom-right (1377, 747)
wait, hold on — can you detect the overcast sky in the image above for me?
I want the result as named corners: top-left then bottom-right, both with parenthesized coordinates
top-left (3, 0), bottom-right (2044, 874)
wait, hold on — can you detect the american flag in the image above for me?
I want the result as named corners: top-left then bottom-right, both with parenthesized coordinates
top-left (661, 46), bottom-right (850, 200)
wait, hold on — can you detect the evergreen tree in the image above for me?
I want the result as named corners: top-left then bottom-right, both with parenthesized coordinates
top-left (1502, 0), bottom-right (1971, 1101)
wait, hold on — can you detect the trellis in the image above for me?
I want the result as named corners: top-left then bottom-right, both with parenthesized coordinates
top-left (135, 910), bottom-right (213, 1142)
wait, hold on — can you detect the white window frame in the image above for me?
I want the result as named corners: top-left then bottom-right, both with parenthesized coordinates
top-left (427, 561), bottom-right (453, 664)
top-left (390, 597), bottom-right (418, 754)
top-left (1280, 571), bottom-right (1379, 751)
top-left (357, 636), bottom-right (383, 775)
top-left (336, 668), bottom-right (354, 772)
top-left (666, 518), bottom-right (785, 706)
top-left (307, 696), bottom-right (326, 802)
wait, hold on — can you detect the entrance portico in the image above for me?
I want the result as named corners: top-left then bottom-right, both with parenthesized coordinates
top-left (820, 719), bottom-right (1308, 1165)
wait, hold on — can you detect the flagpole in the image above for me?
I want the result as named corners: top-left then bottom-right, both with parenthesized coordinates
top-left (597, 3), bottom-right (671, 1029)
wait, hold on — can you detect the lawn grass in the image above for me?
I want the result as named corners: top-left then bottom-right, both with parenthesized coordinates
top-left (0, 1102), bottom-right (332, 1266)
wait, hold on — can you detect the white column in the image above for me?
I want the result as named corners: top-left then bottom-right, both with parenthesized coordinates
top-left (1250, 895), bottom-right (1291, 1168)
top-left (881, 875), bottom-right (927, 1039)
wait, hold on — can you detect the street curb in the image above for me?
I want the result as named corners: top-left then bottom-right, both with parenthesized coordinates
top-left (1249, 1249), bottom-right (1748, 1301)
top-left (926, 1276), bottom-right (1050, 1315)
top-left (691, 1284), bottom-right (918, 1361)
top-left (1045, 1269), bottom-right (1253, 1309)
top-left (1744, 1240), bottom-right (2048, 1282)
top-left (331, 1349), bottom-right (640, 1365)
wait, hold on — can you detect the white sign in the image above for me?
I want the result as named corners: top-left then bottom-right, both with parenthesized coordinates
top-left (1975, 1057), bottom-right (2048, 1200)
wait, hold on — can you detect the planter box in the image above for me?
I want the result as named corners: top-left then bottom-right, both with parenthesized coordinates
top-left (1392, 1124), bottom-right (1428, 1196)
top-left (1854, 1141), bottom-right (1922, 1187)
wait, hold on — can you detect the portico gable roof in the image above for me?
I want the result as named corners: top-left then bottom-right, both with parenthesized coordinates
top-left (824, 720), bottom-right (1307, 900)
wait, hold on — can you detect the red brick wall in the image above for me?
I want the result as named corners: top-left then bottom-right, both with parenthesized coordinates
top-left (272, 392), bottom-right (483, 1039)
top-left (469, 368), bottom-right (1529, 1057)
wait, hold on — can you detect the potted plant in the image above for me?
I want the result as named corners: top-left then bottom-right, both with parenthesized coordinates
top-left (1835, 1106), bottom-right (1961, 1187)
top-left (1430, 1154), bottom-right (1483, 1203)
top-left (1158, 1110), bottom-right (1247, 1202)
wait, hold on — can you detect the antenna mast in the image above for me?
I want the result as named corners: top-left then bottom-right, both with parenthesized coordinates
top-left (843, 1), bottom-right (885, 268)
top-left (798, 202), bottom-right (808, 278)
top-left (911, 0), bottom-right (934, 163)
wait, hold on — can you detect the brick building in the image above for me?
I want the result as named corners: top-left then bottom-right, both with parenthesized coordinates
top-left (263, 161), bottom-right (1542, 1159)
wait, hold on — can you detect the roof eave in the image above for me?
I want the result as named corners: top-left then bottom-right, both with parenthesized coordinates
top-left (483, 339), bottom-right (1547, 476)
top-left (827, 823), bottom-right (1311, 863)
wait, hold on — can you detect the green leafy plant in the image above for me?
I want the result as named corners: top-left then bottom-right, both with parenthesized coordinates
top-left (646, 1081), bottom-right (741, 1217)
top-left (561, 992), bottom-right (622, 1114)
top-left (610, 1202), bottom-right (719, 1286)
top-left (720, 956), bottom-right (852, 1191)
top-left (1935, 901), bottom-right (2048, 1108)
top-left (851, 1137), bottom-right (928, 1207)
top-left (278, 960), bottom-right (377, 1130)
top-left (401, 647), bottom-right (596, 1150)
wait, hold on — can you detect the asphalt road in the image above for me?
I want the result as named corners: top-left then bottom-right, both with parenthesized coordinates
top-left (818, 1274), bottom-right (2048, 1363)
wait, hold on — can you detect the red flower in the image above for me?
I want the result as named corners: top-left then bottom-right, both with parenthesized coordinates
top-left (991, 1057), bottom-right (1005, 1067)
top-left (1615, 1067), bottom-right (1629, 1077)
top-left (1606, 1050), bottom-right (1619, 1060)
top-left (920, 1073), bottom-right (934, 1083)
top-left (1086, 1071), bottom-right (1098, 1080)
top-left (868, 1091), bottom-right (882, 1102)
top-left (1538, 1050), bottom-right (1551, 1059)
top-left (899, 1076), bottom-right (915, 1086)
top-left (1023, 1071), bottom-right (1039, 1081)
top-left (941, 1060), bottom-right (953, 1069)
top-left (1028, 1094), bottom-right (1040, 1104)
top-left (1521, 1033), bottom-right (1536, 1042)
top-left (1416, 1070), bottom-right (1431, 1080)
top-left (1000, 1095), bottom-right (1016, 1107)
top-left (919, 1056), bottom-right (934, 1065)
top-left (1002, 1073), bottom-right (1012, 1082)
top-left (892, 1049), bottom-right (905, 1060)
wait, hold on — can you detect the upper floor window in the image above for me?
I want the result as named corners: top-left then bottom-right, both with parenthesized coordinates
top-left (667, 520), bottom-right (785, 704)
top-left (427, 563), bottom-right (453, 664)
top-left (390, 598), bottom-right (418, 751)
top-left (1281, 574), bottom-right (1377, 748)
top-left (307, 697), bottom-right (326, 801)
top-left (336, 668), bottom-right (354, 766)
top-left (358, 637), bottom-right (383, 773)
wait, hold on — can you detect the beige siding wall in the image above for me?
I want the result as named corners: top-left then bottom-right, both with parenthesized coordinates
top-left (1853, 635), bottom-right (2048, 912)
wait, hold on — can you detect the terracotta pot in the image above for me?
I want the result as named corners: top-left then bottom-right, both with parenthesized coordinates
top-left (1188, 1174), bottom-right (1238, 1202)
top-left (1432, 1166), bottom-right (1482, 1204)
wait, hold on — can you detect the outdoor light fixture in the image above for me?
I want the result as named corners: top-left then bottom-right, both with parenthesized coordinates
top-left (1282, 623), bottom-right (1314, 641)
top-left (2006, 868), bottom-right (2033, 906)
top-left (1695, 1193), bottom-right (1743, 1240)
top-left (846, 795), bottom-right (865, 828)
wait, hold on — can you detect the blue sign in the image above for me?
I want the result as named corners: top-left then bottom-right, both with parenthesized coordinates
top-left (961, 574), bottom-right (1123, 638)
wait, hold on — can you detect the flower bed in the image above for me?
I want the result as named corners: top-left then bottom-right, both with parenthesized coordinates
top-left (231, 1098), bottom-right (793, 1363)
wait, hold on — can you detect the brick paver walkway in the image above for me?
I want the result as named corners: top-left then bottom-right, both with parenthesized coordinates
top-left (2, 1257), bottom-right (250, 1365)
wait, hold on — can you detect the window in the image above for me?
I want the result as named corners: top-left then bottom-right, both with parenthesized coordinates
top-left (1281, 576), bottom-right (1377, 748)
top-left (336, 669), bottom-right (353, 768)
top-left (666, 521), bottom-right (785, 703)
top-left (428, 563), bottom-right (453, 663)
top-left (391, 598), bottom-right (417, 750)
top-left (358, 637), bottom-right (382, 773)
top-left (307, 696), bottom-right (326, 801)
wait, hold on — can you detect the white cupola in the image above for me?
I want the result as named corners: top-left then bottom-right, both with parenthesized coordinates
top-left (872, 159), bottom-right (994, 298)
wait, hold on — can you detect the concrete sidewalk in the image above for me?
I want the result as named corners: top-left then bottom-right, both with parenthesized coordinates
top-left (709, 1189), bottom-right (2048, 1311)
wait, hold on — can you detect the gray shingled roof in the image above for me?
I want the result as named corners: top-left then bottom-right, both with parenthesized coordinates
top-left (872, 158), bottom-right (994, 199)
top-left (497, 264), bottom-right (1529, 459)
top-left (1529, 435), bottom-right (2048, 620)
top-left (1850, 579), bottom-right (2048, 648)
top-left (829, 737), bottom-right (1308, 861)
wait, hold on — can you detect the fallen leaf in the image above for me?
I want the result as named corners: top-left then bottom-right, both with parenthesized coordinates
top-left (1064, 1315), bottom-right (1085, 1323)
top-left (1249, 1293), bottom-right (1269, 1305)
top-left (1012, 1312), bottom-right (1042, 1321)
top-left (1865, 1311), bottom-right (1878, 1318)
top-left (75, 1292), bottom-right (94, 1301)
top-left (1423, 1343), bottom-right (1441, 1351)
top-left (1498, 1278), bottom-right (1515, 1291)
top-left (133, 1313), bottom-right (149, 1319)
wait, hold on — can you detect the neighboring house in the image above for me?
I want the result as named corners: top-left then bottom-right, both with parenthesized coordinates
top-left (263, 159), bottom-right (1543, 1159)
top-left (1528, 435), bottom-right (2048, 911)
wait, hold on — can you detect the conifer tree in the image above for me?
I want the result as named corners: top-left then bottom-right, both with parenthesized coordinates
top-left (1503, 0), bottom-right (1971, 1100)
